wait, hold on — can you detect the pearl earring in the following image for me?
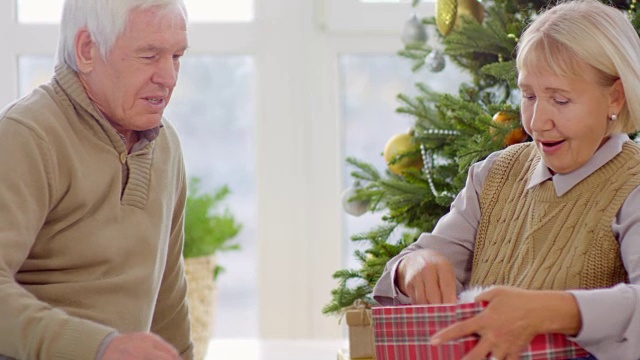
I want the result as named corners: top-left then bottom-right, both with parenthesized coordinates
top-left (610, 113), bottom-right (617, 122)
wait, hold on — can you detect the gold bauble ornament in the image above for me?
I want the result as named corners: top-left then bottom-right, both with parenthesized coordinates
top-left (491, 111), bottom-right (528, 146)
top-left (383, 132), bottom-right (423, 175)
top-left (436, 0), bottom-right (484, 36)
top-left (458, 0), bottom-right (485, 24)
top-left (436, 0), bottom-right (457, 36)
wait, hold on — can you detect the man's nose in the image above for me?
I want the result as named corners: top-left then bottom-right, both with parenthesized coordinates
top-left (152, 57), bottom-right (178, 88)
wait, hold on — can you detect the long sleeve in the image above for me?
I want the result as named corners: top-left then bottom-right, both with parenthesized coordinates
top-left (372, 151), bottom-right (502, 305)
top-left (567, 184), bottom-right (640, 359)
top-left (0, 117), bottom-right (114, 360)
top-left (1, 66), bottom-right (196, 359)
top-left (150, 156), bottom-right (194, 359)
top-left (372, 139), bottom-right (640, 359)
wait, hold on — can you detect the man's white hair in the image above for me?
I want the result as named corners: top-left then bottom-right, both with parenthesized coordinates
top-left (56, 0), bottom-right (188, 71)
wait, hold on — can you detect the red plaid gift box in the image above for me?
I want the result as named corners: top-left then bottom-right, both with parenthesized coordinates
top-left (373, 302), bottom-right (589, 360)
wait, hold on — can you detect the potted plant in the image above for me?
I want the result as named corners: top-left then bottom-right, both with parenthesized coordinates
top-left (183, 176), bottom-right (241, 360)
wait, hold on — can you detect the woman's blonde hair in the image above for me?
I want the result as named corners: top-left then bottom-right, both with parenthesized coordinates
top-left (516, 0), bottom-right (640, 133)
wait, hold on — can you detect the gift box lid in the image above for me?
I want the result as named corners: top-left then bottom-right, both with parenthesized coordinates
top-left (372, 302), bottom-right (589, 360)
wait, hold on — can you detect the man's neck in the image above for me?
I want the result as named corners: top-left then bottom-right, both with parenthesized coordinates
top-left (121, 130), bottom-right (139, 153)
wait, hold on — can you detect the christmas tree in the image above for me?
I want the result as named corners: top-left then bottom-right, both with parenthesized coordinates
top-left (323, 0), bottom-right (640, 315)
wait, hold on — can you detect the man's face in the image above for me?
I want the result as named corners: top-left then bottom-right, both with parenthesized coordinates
top-left (81, 7), bottom-right (188, 133)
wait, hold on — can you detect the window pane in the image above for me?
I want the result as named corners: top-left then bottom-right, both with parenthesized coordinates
top-left (165, 55), bottom-right (258, 338)
top-left (17, 0), bottom-right (64, 24)
top-left (339, 55), bottom-right (470, 270)
top-left (16, 0), bottom-right (254, 24)
top-left (18, 56), bottom-right (55, 97)
top-left (18, 55), bottom-right (258, 338)
top-left (184, 0), bottom-right (254, 23)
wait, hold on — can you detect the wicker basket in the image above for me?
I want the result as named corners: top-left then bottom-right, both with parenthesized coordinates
top-left (184, 255), bottom-right (217, 360)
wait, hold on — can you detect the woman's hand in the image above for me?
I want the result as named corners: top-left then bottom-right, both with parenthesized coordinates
top-left (430, 286), bottom-right (582, 360)
top-left (396, 249), bottom-right (457, 304)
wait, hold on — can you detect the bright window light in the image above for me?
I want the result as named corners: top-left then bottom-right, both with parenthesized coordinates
top-left (17, 0), bottom-right (64, 24)
top-left (184, 0), bottom-right (254, 23)
top-left (360, 0), bottom-right (410, 3)
top-left (16, 0), bottom-right (254, 24)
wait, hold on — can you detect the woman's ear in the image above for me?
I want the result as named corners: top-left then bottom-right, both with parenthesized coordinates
top-left (74, 28), bottom-right (95, 73)
top-left (609, 78), bottom-right (626, 115)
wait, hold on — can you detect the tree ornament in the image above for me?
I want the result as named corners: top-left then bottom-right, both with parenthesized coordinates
top-left (435, 0), bottom-right (458, 36)
top-left (457, 0), bottom-right (485, 24)
top-left (492, 111), bottom-right (528, 146)
top-left (401, 14), bottom-right (428, 45)
top-left (341, 182), bottom-right (370, 217)
top-left (435, 0), bottom-right (484, 36)
top-left (383, 131), bottom-right (424, 175)
top-left (425, 50), bottom-right (446, 72)
top-left (420, 144), bottom-right (456, 200)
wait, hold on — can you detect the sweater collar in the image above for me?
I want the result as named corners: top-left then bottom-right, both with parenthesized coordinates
top-left (527, 133), bottom-right (630, 196)
top-left (53, 64), bottom-right (162, 146)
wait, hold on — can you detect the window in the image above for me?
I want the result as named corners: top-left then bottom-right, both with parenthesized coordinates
top-left (185, 0), bottom-right (254, 22)
top-left (16, 0), bottom-right (254, 23)
top-left (17, 0), bottom-right (63, 24)
top-left (12, 0), bottom-right (260, 341)
top-left (339, 54), bottom-right (470, 270)
top-left (18, 56), bottom-right (54, 97)
top-left (323, 0), bottom-right (434, 34)
top-left (361, 0), bottom-right (410, 2)
top-left (164, 56), bottom-right (257, 337)
top-left (4, 0), bottom-right (467, 349)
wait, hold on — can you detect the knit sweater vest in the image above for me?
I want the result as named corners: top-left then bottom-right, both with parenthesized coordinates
top-left (470, 142), bottom-right (640, 290)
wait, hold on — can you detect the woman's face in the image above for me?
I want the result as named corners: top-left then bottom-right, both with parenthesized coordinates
top-left (518, 64), bottom-right (623, 174)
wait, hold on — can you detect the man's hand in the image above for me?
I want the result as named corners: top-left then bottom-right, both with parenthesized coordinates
top-left (396, 249), bottom-right (457, 304)
top-left (101, 332), bottom-right (181, 360)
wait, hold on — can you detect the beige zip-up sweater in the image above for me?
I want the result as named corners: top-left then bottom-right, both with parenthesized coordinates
top-left (0, 64), bottom-right (193, 360)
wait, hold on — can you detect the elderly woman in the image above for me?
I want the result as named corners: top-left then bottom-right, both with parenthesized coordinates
top-left (373, 0), bottom-right (640, 359)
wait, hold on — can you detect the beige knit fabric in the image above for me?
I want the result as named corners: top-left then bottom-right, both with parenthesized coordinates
top-left (0, 65), bottom-right (193, 359)
top-left (470, 142), bottom-right (640, 290)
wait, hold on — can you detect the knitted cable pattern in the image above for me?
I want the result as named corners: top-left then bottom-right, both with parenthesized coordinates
top-left (470, 142), bottom-right (640, 290)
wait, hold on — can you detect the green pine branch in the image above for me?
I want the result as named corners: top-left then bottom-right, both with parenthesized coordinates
top-left (325, 0), bottom-right (639, 316)
top-left (184, 177), bottom-right (242, 279)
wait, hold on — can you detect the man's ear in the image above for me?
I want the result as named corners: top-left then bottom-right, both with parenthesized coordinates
top-left (74, 28), bottom-right (95, 73)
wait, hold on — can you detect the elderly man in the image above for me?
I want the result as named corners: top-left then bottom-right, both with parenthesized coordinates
top-left (0, 1), bottom-right (192, 359)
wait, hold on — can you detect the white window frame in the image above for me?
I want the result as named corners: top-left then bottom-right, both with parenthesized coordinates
top-left (0, 0), bottom-right (425, 340)
top-left (321, 0), bottom-right (434, 34)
